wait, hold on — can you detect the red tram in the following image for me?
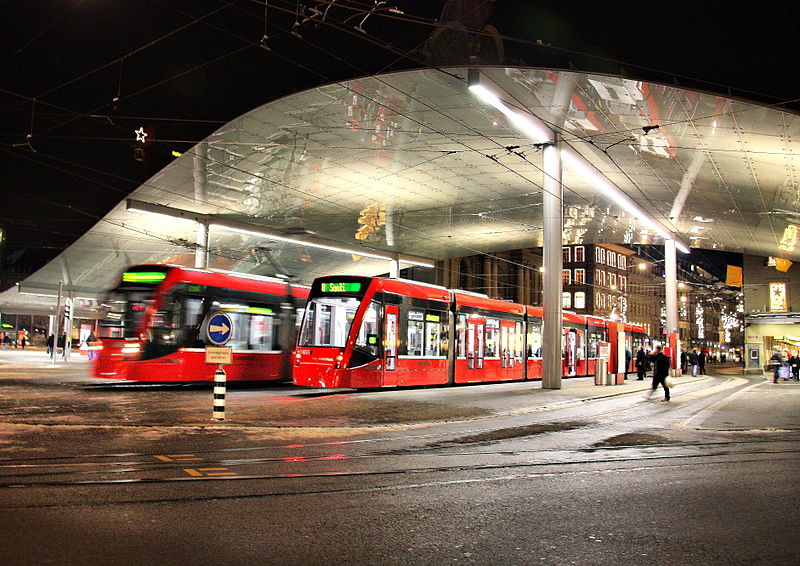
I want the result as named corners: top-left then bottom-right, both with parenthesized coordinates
top-left (93, 264), bottom-right (309, 382)
top-left (293, 275), bottom-right (650, 389)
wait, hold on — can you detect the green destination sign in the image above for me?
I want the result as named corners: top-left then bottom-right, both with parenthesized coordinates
top-left (321, 282), bottom-right (362, 293)
top-left (122, 271), bottom-right (167, 284)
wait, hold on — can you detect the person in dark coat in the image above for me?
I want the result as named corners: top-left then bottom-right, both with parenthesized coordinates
top-left (698, 351), bottom-right (707, 375)
top-left (47, 334), bottom-right (54, 355)
top-left (688, 350), bottom-right (700, 377)
top-left (790, 352), bottom-right (800, 381)
top-left (646, 345), bottom-right (671, 401)
top-left (635, 346), bottom-right (648, 380)
top-left (680, 350), bottom-right (688, 374)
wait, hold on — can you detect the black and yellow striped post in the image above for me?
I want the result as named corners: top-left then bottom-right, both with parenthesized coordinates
top-left (212, 367), bottom-right (227, 420)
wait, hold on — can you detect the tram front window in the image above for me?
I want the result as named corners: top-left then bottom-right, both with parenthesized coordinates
top-left (99, 291), bottom-right (153, 338)
top-left (299, 297), bottom-right (362, 348)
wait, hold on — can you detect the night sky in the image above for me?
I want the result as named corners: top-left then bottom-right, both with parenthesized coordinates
top-left (1, 1), bottom-right (793, 285)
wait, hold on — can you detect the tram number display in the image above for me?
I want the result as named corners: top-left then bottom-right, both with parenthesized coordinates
top-left (320, 282), bottom-right (362, 293)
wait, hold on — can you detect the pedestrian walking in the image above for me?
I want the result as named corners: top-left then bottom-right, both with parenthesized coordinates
top-left (646, 345), bottom-right (671, 401)
top-left (770, 348), bottom-right (783, 383)
top-left (47, 334), bottom-right (54, 355)
top-left (699, 351), bottom-right (707, 375)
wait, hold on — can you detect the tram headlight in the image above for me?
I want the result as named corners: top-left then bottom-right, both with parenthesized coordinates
top-left (334, 353), bottom-right (344, 368)
top-left (121, 344), bottom-right (140, 354)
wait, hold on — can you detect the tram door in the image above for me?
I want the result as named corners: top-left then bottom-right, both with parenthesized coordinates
top-left (383, 305), bottom-right (399, 386)
top-left (500, 321), bottom-right (515, 369)
top-left (467, 318), bottom-right (485, 370)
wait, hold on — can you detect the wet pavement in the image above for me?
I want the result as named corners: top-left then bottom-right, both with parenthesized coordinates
top-left (1, 347), bottom-right (797, 433)
top-left (2, 348), bottom-right (799, 566)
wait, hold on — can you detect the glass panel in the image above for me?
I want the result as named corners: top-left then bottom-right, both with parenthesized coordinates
top-left (527, 318), bottom-right (542, 358)
top-left (99, 290), bottom-right (154, 338)
top-left (484, 319), bottom-right (499, 358)
top-left (457, 314), bottom-right (467, 357)
top-left (574, 291), bottom-right (586, 309)
top-left (299, 296), bottom-right (362, 347)
top-left (562, 292), bottom-right (571, 308)
top-left (354, 301), bottom-right (381, 357)
top-left (407, 320), bottom-right (425, 356)
top-left (424, 321), bottom-right (442, 356)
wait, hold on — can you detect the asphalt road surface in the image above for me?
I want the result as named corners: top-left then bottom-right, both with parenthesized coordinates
top-left (1, 351), bottom-right (798, 565)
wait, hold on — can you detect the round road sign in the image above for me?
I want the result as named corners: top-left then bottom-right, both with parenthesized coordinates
top-left (206, 312), bottom-right (233, 346)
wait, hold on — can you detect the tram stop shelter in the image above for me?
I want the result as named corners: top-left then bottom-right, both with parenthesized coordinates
top-left (2, 66), bottom-right (799, 384)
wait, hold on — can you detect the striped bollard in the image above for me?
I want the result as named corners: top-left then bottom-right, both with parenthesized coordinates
top-left (213, 367), bottom-right (227, 420)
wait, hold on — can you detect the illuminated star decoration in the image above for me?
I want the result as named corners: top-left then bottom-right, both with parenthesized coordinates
top-left (135, 127), bottom-right (148, 143)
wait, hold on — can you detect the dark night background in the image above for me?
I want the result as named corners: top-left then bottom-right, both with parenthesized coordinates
top-left (1, 0), bottom-right (794, 288)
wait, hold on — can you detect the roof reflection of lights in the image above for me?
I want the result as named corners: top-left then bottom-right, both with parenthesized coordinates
top-left (467, 70), bottom-right (690, 255)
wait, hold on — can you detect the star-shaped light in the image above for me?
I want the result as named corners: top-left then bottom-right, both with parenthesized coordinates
top-left (135, 127), bottom-right (148, 143)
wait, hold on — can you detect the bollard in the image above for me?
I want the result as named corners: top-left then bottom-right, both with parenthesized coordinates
top-left (212, 366), bottom-right (226, 420)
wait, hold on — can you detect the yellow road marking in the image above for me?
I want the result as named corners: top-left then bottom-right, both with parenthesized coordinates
top-left (183, 469), bottom-right (203, 477)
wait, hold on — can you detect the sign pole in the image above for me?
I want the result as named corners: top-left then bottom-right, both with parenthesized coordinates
top-left (205, 311), bottom-right (233, 421)
top-left (213, 364), bottom-right (226, 420)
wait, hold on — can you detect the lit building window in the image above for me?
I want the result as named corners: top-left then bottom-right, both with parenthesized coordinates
top-left (609, 273), bottom-right (617, 288)
top-left (618, 254), bottom-right (626, 269)
top-left (575, 246), bottom-right (585, 262)
top-left (608, 252), bottom-right (616, 268)
top-left (599, 248), bottom-right (605, 264)
top-left (562, 269), bottom-right (571, 285)
top-left (574, 291), bottom-right (586, 309)
top-left (598, 270), bottom-right (606, 287)
top-left (596, 293), bottom-right (602, 307)
top-left (562, 292), bottom-right (572, 308)
top-left (769, 282), bottom-right (788, 312)
top-left (574, 268), bottom-right (585, 284)
top-left (563, 247), bottom-right (571, 263)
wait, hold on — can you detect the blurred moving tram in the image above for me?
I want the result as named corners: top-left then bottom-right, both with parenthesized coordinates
top-left (93, 265), bottom-right (309, 382)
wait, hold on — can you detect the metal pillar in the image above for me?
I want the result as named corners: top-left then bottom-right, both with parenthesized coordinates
top-left (664, 238), bottom-right (679, 374)
top-left (195, 222), bottom-right (209, 269)
top-left (51, 281), bottom-right (62, 364)
top-left (389, 255), bottom-right (400, 279)
top-left (542, 137), bottom-right (563, 389)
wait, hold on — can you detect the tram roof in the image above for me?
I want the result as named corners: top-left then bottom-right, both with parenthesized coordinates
top-left (3, 66), bottom-right (799, 316)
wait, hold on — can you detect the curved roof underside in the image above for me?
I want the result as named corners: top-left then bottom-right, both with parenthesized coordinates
top-left (3, 66), bottom-right (799, 314)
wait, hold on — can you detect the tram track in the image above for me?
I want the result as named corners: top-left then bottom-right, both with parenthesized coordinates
top-left (0, 376), bottom-right (779, 487)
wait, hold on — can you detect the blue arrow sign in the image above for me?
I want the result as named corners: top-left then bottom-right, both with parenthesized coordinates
top-left (206, 312), bottom-right (233, 346)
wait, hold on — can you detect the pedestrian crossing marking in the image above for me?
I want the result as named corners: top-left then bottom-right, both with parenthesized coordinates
top-left (182, 467), bottom-right (238, 477)
top-left (155, 454), bottom-right (203, 462)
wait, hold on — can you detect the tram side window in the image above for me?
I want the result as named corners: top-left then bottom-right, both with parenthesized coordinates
top-left (355, 301), bottom-right (381, 357)
top-left (407, 312), bottom-right (425, 357)
top-left (527, 319), bottom-right (543, 358)
top-left (456, 314), bottom-right (467, 358)
top-left (425, 320), bottom-right (442, 356)
top-left (515, 321), bottom-right (524, 360)
top-left (587, 331), bottom-right (602, 358)
top-left (485, 319), bottom-right (500, 358)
